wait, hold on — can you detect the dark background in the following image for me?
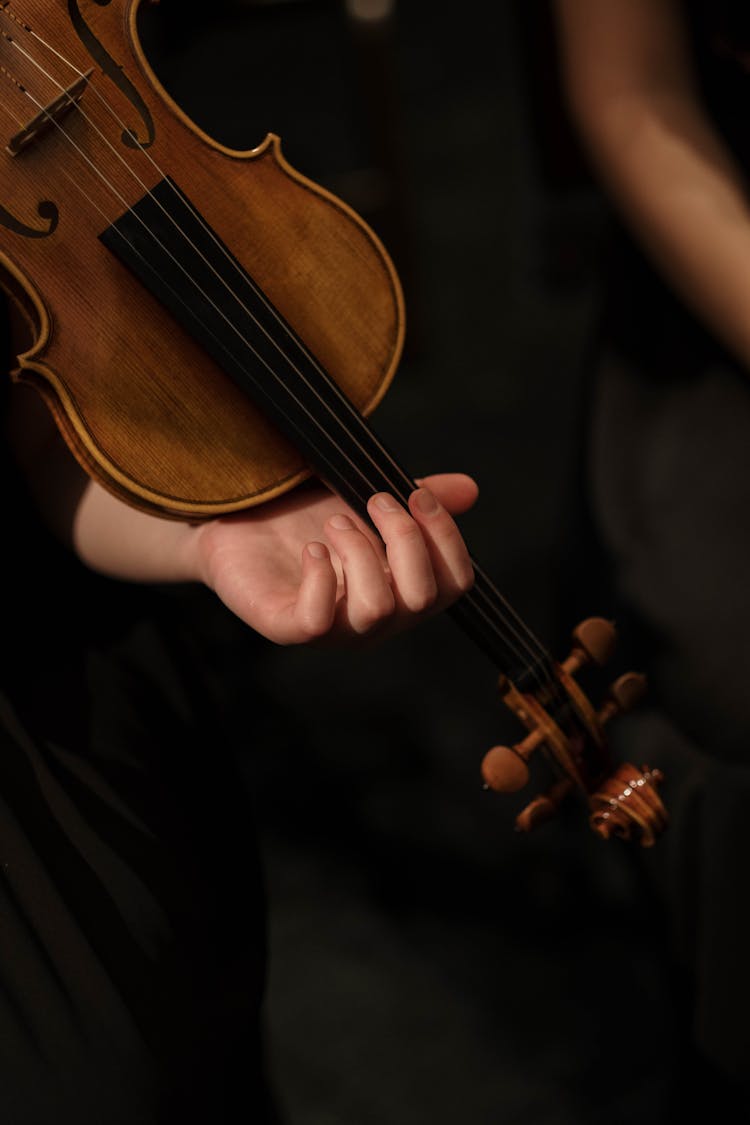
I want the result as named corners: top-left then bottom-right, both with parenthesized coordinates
top-left (138, 3), bottom-right (684, 1122)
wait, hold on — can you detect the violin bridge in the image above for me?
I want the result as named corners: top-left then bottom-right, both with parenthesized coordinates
top-left (7, 69), bottom-right (93, 156)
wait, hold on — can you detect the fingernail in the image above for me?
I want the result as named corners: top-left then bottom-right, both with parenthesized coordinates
top-left (329, 514), bottom-right (355, 530)
top-left (374, 493), bottom-right (401, 512)
top-left (307, 542), bottom-right (328, 559)
top-left (414, 488), bottom-right (439, 514)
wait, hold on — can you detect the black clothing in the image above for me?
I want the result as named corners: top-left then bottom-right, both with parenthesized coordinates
top-left (568, 0), bottom-right (750, 1105)
top-left (0, 389), bottom-right (275, 1122)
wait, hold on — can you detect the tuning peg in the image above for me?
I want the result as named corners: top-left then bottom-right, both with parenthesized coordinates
top-left (481, 621), bottom-right (666, 845)
top-left (481, 734), bottom-right (537, 793)
top-left (515, 778), bottom-right (574, 832)
top-left (597, 672), bottom-right (648, 726)
top-left (562, 617), bottom-right (617, 677)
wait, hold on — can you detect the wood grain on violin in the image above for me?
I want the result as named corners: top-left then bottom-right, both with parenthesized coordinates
top-left (0, 0), bottom-right (404, 517)
top-left (0, 0), bottom-right (668, 845)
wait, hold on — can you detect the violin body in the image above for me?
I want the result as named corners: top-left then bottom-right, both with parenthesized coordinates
top-left (1, 0), bottom-right (404, 517)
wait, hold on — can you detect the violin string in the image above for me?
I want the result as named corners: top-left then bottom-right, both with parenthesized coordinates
top-left (0, 67), bottom-right (27, 124)
top-left (5, 25), bottom-right (445, 510)
top-left (1, 18), bottom-right (559, 694)
top-left (1, 14), bottom-right (559, 698)
top-left (0, 31), bottom-right (556, 694)
top-left (3, 90), bottom-right (412, 520)
top-left (4, 68), bottom-right (438, 544)
top-left (4, 15), bottom-right (557, 689)
top-left (3, 19), bottom-right (560, 697)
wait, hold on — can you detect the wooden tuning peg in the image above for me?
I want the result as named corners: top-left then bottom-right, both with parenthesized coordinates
top-left (481, 672), bottom-right (549, 793)
top-left (585, 669), bottom-right (666, 845)
top-left (515, 778), bottom-right (574, 832)
top-left (597, 671), bottom-right (648, 726)
top-left (481, 735), bottom-right (536, 793)
top-left (480, 617), bottom-right (667, 844)
top-left (563, 617), bottom-right (617, 677)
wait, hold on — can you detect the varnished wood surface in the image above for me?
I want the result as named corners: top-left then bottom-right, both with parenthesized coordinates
top-left (0, 0), bottom-right (404, 517)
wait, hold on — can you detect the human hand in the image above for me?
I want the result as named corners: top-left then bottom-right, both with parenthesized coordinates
top-left (190, 474), bottom-right (478, 646)
top-left (9, 382), bottom-right (478, 648)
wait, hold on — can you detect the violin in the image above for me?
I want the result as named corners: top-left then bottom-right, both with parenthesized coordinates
top-left (0, 0), bottom-right (667, 845)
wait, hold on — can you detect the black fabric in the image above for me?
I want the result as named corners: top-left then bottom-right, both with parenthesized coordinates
top-left (0, 359), bottom-right (276, 1120)
top-left (585, 346), bottom-right (750, 1083)
top-left (567, 0), bottom-right (750, 1102)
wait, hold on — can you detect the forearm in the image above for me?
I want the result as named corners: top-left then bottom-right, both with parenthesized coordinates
top-left (7, 382), bottom-right (202, 583)
top-left (578, 88), bottom-right (750, 367)
top-left (554, 0), bottom-right (750, 370)
top-left (5, 384), bottom-right (477, 647)
top-left (71, 476), bottom-right (201, 582)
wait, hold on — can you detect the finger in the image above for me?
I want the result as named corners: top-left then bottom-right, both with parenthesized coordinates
top-left (366, 493), bottom-right (438, 614)
top-left (407, 487), bottom-right (475, 601)
top-left (267, 541), bottom-right (339, 644)
top-left (324, 513), bottom-right (396, 634)
top-left (416, 472), bottom-right (479, 515)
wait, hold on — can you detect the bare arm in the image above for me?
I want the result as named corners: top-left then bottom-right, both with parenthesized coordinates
top-left (7, 382), bottom-right (477, 646)
top-left (553, 0), bottom-right (750, 369)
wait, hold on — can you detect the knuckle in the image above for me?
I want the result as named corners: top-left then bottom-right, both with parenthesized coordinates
top-left (390, 518), bottom-right (422, 544)
top-left (195, 520), bottom-right (226, 585)
top-left (352, 591), bottom-right (395, 634)
top-left (403, 584), bottom-right (438, 615)
top-left (295, 613), bottom-right (331, 643)
top-left (455, 562), bottom-right (476, 594)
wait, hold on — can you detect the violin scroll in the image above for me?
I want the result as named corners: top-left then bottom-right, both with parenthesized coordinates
top-left (481, 617), bottom-right (668, 846)
top-left (588, 763), bottom-right (667, 847)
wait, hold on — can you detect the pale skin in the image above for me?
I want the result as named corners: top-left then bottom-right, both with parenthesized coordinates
top-left (7, 378), bottom-right (478, 648)
top-left (553, 0), bottom-right (750, 371)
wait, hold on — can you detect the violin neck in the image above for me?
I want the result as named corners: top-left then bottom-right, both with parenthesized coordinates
top-left (102, 178), bottom-right (555, 694)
